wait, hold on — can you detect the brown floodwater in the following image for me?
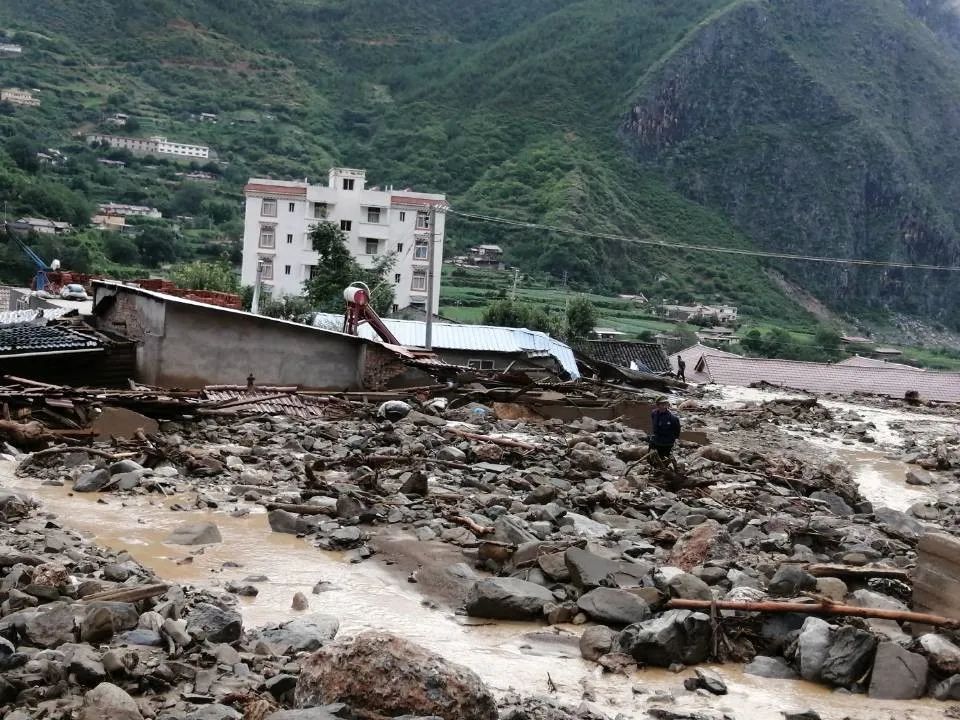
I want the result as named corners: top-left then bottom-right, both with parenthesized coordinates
top-left (0, 458), bottom-right (950, 719)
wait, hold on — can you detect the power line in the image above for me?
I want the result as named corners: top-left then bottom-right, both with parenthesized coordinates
top-left (449, 209), bottom-right (960, 272)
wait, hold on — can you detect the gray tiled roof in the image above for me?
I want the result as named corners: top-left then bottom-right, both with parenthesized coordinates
top-left (700, 355), bottom-right (960, 402)
top-left (0, 324), bottom-right (102, 356)
top-left (575, 340), bottom-right (671, 374)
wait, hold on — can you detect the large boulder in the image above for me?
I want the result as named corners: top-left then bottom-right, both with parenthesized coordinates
top-left (579, 625), bottom-right (617, 661)
top-left (920, 633), bottom-right (960, 675)
top-left (24, 602), bottom-right (75, 648)
top-left (61, 643), bottom-right (107, 686)
top-left (465, 578), bottom-right (554, 620)
top-left (744, 656), bottom-right (799, 680)
top-left (797, 617), bottom-right (832, 682)
top-left (165, 522), bottom-right (222, 545)
top-left (820, 625), bottom-right (877, 687)
top-left (576, 588), bottom-right (650, 626)
top-left (667, 520), bottom-right (735, 571)
top-left (867, 642), bottom-right (927, 699)
top-left (186, 603), bottom-right (242, 643)
top-left (562, 548), bottom-right (649, 590)
top-left (767, 566), bottom-right (817, 597)
top-left (616, 610), bottom-right (711, 667)
top-left (80, 682), bottom-right (142, 720)
top-left (74, 469), bottom-right (111, 493)
top-left (253, 614), bottom-right (340, 653)
top-left (294, 631), bottom-right (497, 720)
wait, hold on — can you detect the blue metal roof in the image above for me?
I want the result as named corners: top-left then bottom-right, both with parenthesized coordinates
top-left (313, 314), bottom-right (579, 379)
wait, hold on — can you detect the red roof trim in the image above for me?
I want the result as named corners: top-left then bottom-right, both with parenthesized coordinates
top-left (390, 195), bottom-right (446, 208)
top-left (244, 183), bottom-right (307, 197)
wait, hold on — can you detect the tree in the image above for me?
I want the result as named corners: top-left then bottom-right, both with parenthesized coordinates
top-left (741, 329), bottom-right (765, 355)
top-left (482, 298), bottom-right (562, 336)
top-left (171, 260), bottom-right (238, 292)
top-left (815, 327), bottom-right (842, 359)
top-left (258, 294), bottom-right (315, 322)
top-left (301, 221), bottom-right (391, 313)
top-left (135, 224), bottom-right (181, 266)
top-left (103, 233), bottom-right (140, 264)
top-left (6, 135), bottom-right (39, 172)
top-left (566, 296), bottom-right (597, 340)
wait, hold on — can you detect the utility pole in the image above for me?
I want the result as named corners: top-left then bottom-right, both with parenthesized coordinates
top-left (511, 267), bottom-right (520, 300)
top-left (251, 261), bottom-right (263, 315)
top-left (425, 204), bottom-right (439, 350)
top-left (562, 269), bottom-right (569, 311)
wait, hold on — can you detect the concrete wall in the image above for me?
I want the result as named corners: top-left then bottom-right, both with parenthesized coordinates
top-left (94, 283), bottom-right (367, 389)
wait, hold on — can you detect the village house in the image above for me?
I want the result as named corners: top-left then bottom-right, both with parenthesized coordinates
top-left (661, 303), bottom-right (739, 325)
top-left (6, 218), bottom-right (73, 236)
top-left (0, 42), bottom-right (23, 56)
top-left (241, 169), bottom-right (447, 314)
top-left (466, 244), bottom-right (505, 268)
top-left (1, 88), bottom-right (39, 107)
top-left (105, 113), bottom-right (129, 127)
top-left (96, 158), bottom-right (127, 168)
top-left (86, 133), bottom-right (211, 160)
top-left (97, 203), bottom-right (162, 219)
top-left (199, 112), bottom-right (218, 123)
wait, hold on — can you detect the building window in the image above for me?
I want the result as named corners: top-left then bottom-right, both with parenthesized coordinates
top-left (416, 210), bottom-right (430, 229)
top-left (286, 233), bottom-right (293, 244)
top-left (399, 211), bottom-right (406, 222)
top-left (284, 265), bottom-right (291, 275)
top-left (394, 273), bottom-right (401, 284)
top-left (288, 202), bottom-right (296, 213)
top-left (313, 203), bottom-right (328, 219)
top-left (259, 259), bottom-right (273, 280)
top-left (392, 304), bottom-right (399, 313)
top-left (342, 178), bottom-right (355, 190)
top-left (259, 225), bottom-right (276, 248)
top-left (367, 207), bottom-right (381, 224)
top-left (468, 359), bottom-right (495, 370)
top-left (261, 199), bottom-right (277, 217)
top-left (308, 265), bottom-right (321, 279)
top-left (396, 242), bottom-right (403, 253)
top-left (340, 220), bottom-right (352, 232)
top-left (365, 239), bottom-right (379, 255)
top-left (414, 238), bottom-right (429, 260)
top-left (411, 269), bottom-right (427, 291)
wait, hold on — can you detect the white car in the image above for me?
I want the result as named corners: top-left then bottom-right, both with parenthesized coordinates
top-left (60, 284), bottom-right (89, 301)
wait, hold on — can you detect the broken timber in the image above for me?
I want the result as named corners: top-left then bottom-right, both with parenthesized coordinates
top-left (666, 598), bottom-right (958, 628)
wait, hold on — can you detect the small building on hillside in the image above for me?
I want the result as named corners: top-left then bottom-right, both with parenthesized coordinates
top-left (661, 303), bottom-right (738, 325)
top-left (696, 326), bottom-right (737, 344)
top-left (1, 88), bottom-right (39, 107)
top-left (6, 217), bottom-right (73, 235)
top-left (466, 244), bottom-right (505, 268)
top-left (97, 203), bottom-right (162, 219)
top-left (0, 43), bottom-right (23, 56)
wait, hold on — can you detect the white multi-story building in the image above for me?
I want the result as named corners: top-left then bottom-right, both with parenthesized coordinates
top-left (241, 168), bottom-right (447, 314)
top-left (97, 203), bottom-right (162, 219)
top-left (85, 133), bottom-right (210, 160)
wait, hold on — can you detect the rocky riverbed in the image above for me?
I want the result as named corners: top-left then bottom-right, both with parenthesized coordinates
top-left (3, 389), bottom-right (960, 719)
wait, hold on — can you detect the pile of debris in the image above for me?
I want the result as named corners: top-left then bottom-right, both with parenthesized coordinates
top-left (5, 375), bottom-right (960, 715)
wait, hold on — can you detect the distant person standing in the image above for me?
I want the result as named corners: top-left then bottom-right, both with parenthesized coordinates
top-left (649, 396), bottom-right (681, 460)
top-left (676, 356), bottom-right (686, 382)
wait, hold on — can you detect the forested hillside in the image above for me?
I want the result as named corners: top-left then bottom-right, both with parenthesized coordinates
top-left (2, 0), bottom-right (959, 329)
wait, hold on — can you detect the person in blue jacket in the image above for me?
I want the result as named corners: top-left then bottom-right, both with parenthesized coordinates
top-left (649, 395), bottom-right (681, 459)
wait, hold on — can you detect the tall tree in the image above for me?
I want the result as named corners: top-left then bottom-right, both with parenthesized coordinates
top-left (565, 296), bottom-right (597, 340)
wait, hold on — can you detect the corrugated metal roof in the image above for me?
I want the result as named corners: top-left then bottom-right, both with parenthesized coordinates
top-left (0, 307), bottom-right (71, 326)
top-left (701, 354), bottom-right (960, 403)
top-left (313, 313), bottom-right (579, 378)
top-left (0, 324), bottom-right (102, 356)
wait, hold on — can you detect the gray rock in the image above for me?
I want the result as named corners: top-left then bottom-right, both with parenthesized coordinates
top-left (558, 512), bottom-right (609, 539)
top-left (809, 491), bottom-right (853, 516)
top-left (110, 459), bottom-right (143, 475)
top-left (905, 468), bottom-right (933, 485)
top-left (113, 471), bottom-right (146, 491)
top-left (186, 705), bottom-right (242, 720)
top-left (873, 507), bottom-right (923, 540)
top-left (616, 610), bottom-right (711, 667)
top-left (664, 572), bottom-right (713, 601)
top-left (797, 617), bottom-right (832, 682)
top-left (820, 625), bottom-right (877, 686)
top-left (24, 602), bottom-right (75, 648)
top-left (162, 618), bottom-right (192, 646)
top-left (74, 469), bottom-right (110, 493)
top-left (576, 588), bottom-right (650, 626)
top-left (935, 674), bottom-right (960, 701)
top-left (437, 446), bottom-right (466, 462)
top-left (268, 509), bottom-right (305, 535)
top-left (165, 521), bottom-right (222, 545)
top-left (493, 514), bottom-right (538, 545)
top-left (62, 643), bottom-right (106, 686)
top-left (692, 668), bottom-right (727, 695)
top-left (537, 552), bottom-right (570, 582)
top-left (867, 642), bottom-right (927, 699)
top-left (81, 682), bottom-right (142, 720)
top-left (744, 655), bottom-right (799, 680)
top-left (564, 547), bottom-right (618, 589)
top-left (80, 605), bottom-right (117, 643)
top-left (119, 628), bottom-right (164, 646)
top-left (848, 589), bottom-right (909, 642)
top-left (767, 565), bottom-right (817, 597)
top-left (920, 633), bottom-right (960, 675)
top-left (465, 578), bottom-right (555, 620)
top-left (579, 625), bottom-right (616, 661)
top-left (253, 614), bottom-right (340, 653)
top-left (265, 711), bottom-right (341, 720)
top-left (292, 592), bottom-right (309, 611)
top-left (186, 603), bottom-right (242, 643)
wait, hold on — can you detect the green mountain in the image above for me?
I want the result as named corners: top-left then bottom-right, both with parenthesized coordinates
top-left (2, 0), bottom-right (960, 329)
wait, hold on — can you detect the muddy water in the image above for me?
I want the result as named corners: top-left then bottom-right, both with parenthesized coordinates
top-left (0, 460), bottom-right (950, 719)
